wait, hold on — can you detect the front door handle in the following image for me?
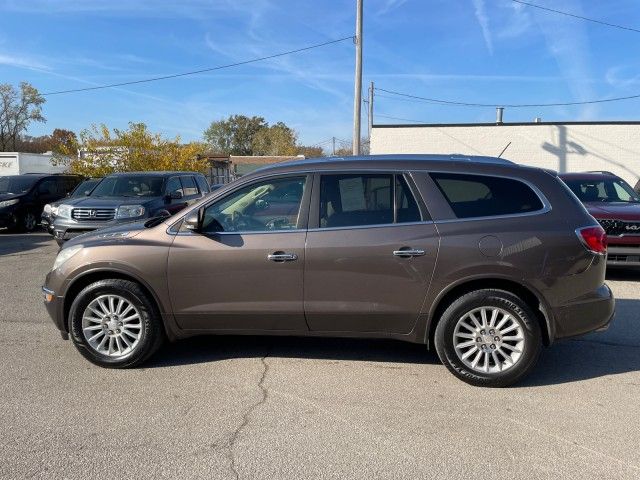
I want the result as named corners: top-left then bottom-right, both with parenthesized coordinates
top-left (393, 248), bottom-right (426, 258)
top-left (267, 252), bottom-right (298, 262)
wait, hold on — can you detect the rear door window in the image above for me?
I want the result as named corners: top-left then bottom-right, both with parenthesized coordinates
top-left (180, 176), bottom-right (199, 196)
top-left (318, 173), bottom-right (423, 228)
top-left (165, 177), bottom-right (183, 196)
top-left (430, 173), bottom-right (544, 219)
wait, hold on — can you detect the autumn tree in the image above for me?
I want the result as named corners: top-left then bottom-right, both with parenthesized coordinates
top-left (251, 122), bottom-right (298, 156)
top-left (54, 122), bottom-right (208, 177)
top-left (0, 82), bottom-right (46, 151)
top-left (203, 115), bottom-right (267, 155)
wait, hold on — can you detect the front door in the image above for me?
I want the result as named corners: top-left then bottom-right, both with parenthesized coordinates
top-left (304, 172), bottom-right (439, 334)
top-left (168, 174), bottom-right (311, 331)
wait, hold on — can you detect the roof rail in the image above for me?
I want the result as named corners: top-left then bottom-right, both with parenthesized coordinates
top-left (586, 170), bottom-right (616, 176)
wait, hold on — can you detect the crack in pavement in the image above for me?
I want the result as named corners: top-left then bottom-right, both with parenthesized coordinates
top-left (225, 353), bottom-right (270, 480)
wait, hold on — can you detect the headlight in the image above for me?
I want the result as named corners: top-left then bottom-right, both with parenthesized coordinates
top-left (51, 205), bottom-right (59, 216)
top-left (43, 204), bottom-right (52, 214)
top-left (57, 204), bottom-right (72, 219)
top-left (117, 205), bottom-right (145, 219)
top-left (0, 198), bottom-right (19, 208)
top-left (52, 245), bottom-right (82, 271)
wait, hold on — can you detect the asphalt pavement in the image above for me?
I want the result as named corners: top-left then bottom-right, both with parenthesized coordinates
top-left (1, 232), bottom-right (639, 479)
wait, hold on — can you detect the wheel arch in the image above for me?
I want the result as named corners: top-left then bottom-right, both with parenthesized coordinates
top-left (425, 277), bottom-right (554, 348)
top-left (63, 269), bottom-right (166, 334)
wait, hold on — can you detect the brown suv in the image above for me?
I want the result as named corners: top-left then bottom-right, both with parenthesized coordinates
top-left (42, 155), bottom-right (614, 387)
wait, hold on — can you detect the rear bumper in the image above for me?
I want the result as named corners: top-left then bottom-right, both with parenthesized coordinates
top-left (607, 244), bottom-right (640, 266)
top-left (553, 283), bottom-right (615, 339)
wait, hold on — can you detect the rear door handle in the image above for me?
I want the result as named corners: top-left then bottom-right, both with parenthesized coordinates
top-left (267, 252), bottom-right (298, 262)
top-left (393, 248), bottom-right (426, 258)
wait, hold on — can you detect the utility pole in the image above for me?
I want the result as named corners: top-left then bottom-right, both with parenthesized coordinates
top-left (367, 81), bottom-right (374, 142)
top-left (332, 137), bottom-right (336, 156)
top-left (352, 0), bottom-right (363, 156)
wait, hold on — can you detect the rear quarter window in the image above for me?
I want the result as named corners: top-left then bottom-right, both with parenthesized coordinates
top-left (430, 173), bottom-right (544, 219)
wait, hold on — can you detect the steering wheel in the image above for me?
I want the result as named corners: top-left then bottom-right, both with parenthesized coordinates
top-left (265, 217), bottom-right (291, 231)
top-left (229, 211), bottom-right (265, 231)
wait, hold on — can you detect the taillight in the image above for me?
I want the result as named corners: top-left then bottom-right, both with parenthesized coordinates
top-left (576, 226), bottom-right (607, 255)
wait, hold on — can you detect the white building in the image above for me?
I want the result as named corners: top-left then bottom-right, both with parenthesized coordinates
top-left (370, 121), bottom-right (640, 185)
top-left (0, 152), bottom-right (65, 175)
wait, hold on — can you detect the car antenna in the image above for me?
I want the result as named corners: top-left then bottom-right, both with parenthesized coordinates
top-left (497, 141), bottom-right (512, 158)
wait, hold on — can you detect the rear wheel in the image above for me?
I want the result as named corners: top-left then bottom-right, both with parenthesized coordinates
top-left (68, 279), bottom-right (164, 368)
top-left (434, 289), bottom-right (542, 387)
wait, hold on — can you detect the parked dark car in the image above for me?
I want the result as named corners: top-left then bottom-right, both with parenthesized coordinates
top-left (42, 177), bottom-right (103, 235)
top-left (51, 171), bottom-right (210, 244)
top-left (43, 155), bottom-right (614, 387)
top-left (560, 171), bottom-right (640, 266)
top-left (0, 174), bottom-right (83, 232)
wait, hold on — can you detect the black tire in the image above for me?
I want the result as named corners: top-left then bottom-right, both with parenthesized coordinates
top-left (434, 289), bottom-right (542, 387)
top-left (18, 210), bottom-right (38, 232)
top-left (68, 279), bottom-right (165, 368)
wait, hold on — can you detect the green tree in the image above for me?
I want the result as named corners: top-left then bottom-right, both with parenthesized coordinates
top-left (251, 122), bottom-right (298, 156)
top-left (54, 122), bottom-right (208, 177)
top-left (203, 115), bottom-right (267, 155)
top-left (0, 82), bottom-right (46, 151)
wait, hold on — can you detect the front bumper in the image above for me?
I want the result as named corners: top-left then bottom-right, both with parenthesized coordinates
top-left (0, 210), bottom-right (17, 229)
top-left (554, 284), bottom-right (615, 339)
top-left (52, 216), bottom-right (144, 243)
top-left (42, 284), bottom-right (67, 336)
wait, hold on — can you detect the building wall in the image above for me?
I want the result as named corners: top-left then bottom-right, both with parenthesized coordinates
top-left (0, 152), bottom-right (65, 175)
top-left (370, 123), bottom-right (640, 184)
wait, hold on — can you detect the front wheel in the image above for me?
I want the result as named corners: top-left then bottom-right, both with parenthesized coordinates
top-left (68, 279), bottom-right (164, 368)
top-left (434, 289), bottom-right (542, 387)
top-left (19, 210), bottom-right (38, 232)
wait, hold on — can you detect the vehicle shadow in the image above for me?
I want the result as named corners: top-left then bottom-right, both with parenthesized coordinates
top-left (522, 298), bottom-right (640, 387)
top-left (0, 231), bottom-right (57, 256)
top-left (147, 335), bottom-right (438, 369)
top-left (149, 298), bottom-right (640, 388)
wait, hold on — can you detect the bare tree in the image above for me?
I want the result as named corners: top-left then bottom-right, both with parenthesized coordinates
top-left (0, 82), bottom-right (46, 151)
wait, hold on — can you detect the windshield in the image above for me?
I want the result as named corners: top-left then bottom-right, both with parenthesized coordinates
top-left (70, 178), bottom-right (101, 197)
top-left (0, 176), bottom-right (38, 195)
top-left (91, 175), bottom-right (164, 198)
top-left (564, 178), bottom-right (640, 203)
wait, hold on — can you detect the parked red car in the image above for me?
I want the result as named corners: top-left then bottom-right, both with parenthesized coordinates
top-left (560, 171), bottom-right (640, 266)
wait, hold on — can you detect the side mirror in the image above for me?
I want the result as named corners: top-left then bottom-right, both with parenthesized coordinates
top-left (169, 190), bottom-right (183, 200)
top-left (183, 209), bottom-right (201, 231)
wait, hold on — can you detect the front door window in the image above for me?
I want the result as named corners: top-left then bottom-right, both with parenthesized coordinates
top-left (201, 176), bottom-right (306, 233)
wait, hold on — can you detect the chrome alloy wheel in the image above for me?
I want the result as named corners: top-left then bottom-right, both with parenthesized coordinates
top-left (23, 212), bottom-right (37, 231)
top-left (453, 307), bottom-right (525, 374)
top-left (81, 294), bottom-right (143, 357)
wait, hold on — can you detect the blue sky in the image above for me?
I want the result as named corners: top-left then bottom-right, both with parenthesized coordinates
top-left (1, 0), bottom-right (640, 148)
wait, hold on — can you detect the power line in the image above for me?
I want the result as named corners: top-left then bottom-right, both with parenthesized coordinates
top-left (42, 36), bottom-right (354, 96)
top-left (376, 114), bottom-right (429, 124)
top-left (511, 0), bottom-right (640, 34)
top-left (376, 87), bottom-right (640, 108)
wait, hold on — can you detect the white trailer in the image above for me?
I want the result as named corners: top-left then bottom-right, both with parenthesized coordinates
top-left (0, 152), bottom-right (66, 175)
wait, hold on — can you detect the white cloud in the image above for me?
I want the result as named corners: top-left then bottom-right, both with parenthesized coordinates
top-left (471, 0), bottom-right (493, 54)
top-left (377, 0), bottom-right (409, 16)
top-left (0, 53), bottom-right (49, 71)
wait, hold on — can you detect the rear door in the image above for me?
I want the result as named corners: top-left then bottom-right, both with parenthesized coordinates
top-left (303, 172), bottom-right (440, 334)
